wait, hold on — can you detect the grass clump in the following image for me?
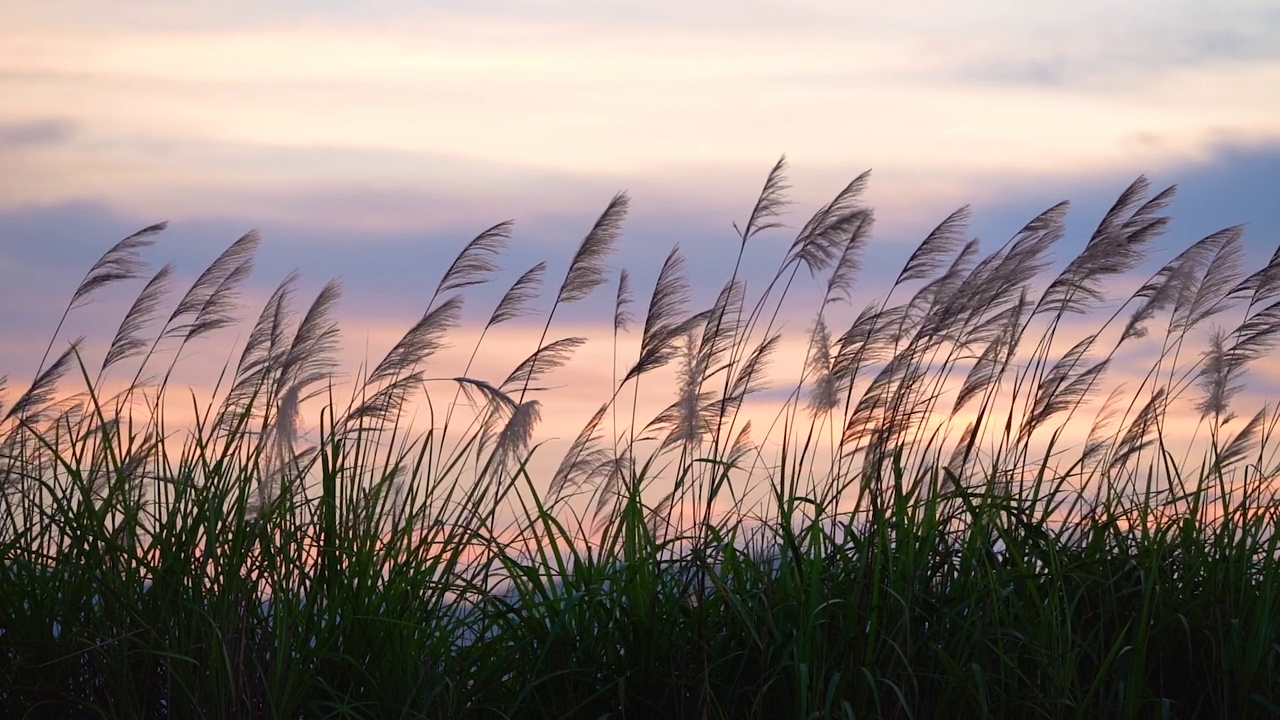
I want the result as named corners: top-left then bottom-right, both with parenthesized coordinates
top-left (3, 159), bottom-right (1280, 718)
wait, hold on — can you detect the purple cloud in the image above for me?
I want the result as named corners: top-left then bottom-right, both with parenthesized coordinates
top-left (0, 118), bottom-right (75, 148)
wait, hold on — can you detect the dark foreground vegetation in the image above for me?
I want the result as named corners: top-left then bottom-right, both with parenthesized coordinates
top-left (3, 160), bottom-right (1279, 718)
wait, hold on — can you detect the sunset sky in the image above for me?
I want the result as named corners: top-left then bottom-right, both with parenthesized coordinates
top-left (2, 1), bottom-right (1279, 467)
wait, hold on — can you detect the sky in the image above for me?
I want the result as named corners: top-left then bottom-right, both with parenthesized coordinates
top-left (2, 1), bottom-right (1279, 489)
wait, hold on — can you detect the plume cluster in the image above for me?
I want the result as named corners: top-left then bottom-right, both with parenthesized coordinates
top-left (3, 159), bottom-right (1277, 541)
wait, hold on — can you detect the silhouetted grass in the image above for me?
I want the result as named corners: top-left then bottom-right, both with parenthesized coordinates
top-left (3, 160), bottom-right (1279, 718)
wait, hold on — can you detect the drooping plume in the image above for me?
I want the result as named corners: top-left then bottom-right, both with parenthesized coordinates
top-left (555, 192), bottom-right (628, 305)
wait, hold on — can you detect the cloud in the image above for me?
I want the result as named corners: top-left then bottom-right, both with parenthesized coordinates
top-left (2, 3), bottom-right (1278, 222)
top-left (0, 118), bottom-right (74, 148)
top-left (946, 4), bottom-right (1280, 88)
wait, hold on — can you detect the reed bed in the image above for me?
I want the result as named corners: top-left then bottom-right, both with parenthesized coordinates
top-left (3, 159), bottom-right (1279, 718)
